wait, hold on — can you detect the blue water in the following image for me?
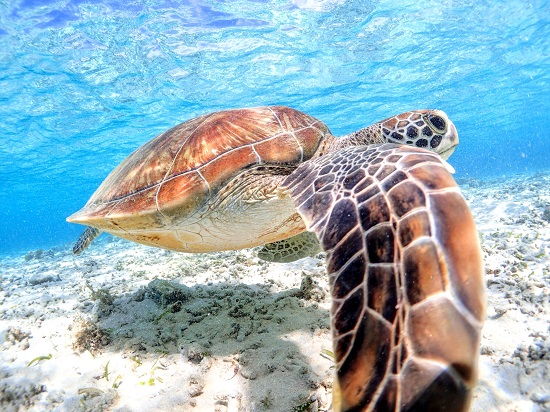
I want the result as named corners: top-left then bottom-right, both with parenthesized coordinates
top-left (1, 0), bottom-right (549, 254)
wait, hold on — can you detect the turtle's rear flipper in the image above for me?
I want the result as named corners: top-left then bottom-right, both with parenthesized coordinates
top-left (73, 226), bottom-right (102, 255)
top-left (258, 231), bottom-right (321, 263)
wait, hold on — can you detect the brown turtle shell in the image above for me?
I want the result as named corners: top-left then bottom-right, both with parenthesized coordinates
top-left (67, 106), bottom-right (330, 230)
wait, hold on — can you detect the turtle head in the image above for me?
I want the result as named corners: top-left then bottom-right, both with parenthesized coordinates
top-left (381, 109), bottom-right (459, 160)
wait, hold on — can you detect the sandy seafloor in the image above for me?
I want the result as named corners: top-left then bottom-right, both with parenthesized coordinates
top-left (1, 171), bottom-right (549, 412)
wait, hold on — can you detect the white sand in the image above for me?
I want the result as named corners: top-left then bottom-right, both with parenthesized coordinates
top-left (1, 171), bottom-right (549, 412)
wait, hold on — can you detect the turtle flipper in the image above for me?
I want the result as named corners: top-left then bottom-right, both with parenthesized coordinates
top-left (282, 143), bottom-right (485, 412)
top-left (72, 226), bottom-right (102, 255)
top-left (258, 231), bottom-right (321, 263)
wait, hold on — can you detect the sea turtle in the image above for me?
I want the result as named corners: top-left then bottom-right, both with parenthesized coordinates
top-left (67, 106), bottom-right (485, 411)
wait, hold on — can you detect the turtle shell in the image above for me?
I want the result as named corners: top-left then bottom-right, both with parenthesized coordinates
top-left (67, 106), bottom-right (330, 232)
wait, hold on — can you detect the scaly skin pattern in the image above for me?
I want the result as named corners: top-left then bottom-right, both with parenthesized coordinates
top-left (283, 144), bottom-right (485, 412)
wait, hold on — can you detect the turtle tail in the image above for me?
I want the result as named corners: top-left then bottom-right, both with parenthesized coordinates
top-left (72, 226), bottom-right (102, 255)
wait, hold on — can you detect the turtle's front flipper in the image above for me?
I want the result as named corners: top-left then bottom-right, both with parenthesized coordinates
top-left (282, 143), bottom-right (485, 412)
top-left (73, 226), bottom-right (102, 255)
top-left (258, 231), bottom-right (321, 263)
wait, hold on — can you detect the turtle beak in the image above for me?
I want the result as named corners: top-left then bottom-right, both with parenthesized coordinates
top-left (438, 119), bottom-right (459, 160)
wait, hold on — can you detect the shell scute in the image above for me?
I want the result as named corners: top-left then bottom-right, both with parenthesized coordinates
top-left (198, 146), bottom-right (258, 189)
top-left (156, 171), bottom-right (210, 220)
top-left (106, 188), bottom-right (159, 227)
top-left (97, 114), bottom-right (211, 204)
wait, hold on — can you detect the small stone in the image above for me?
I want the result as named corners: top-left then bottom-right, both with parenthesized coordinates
top-left (4, 327), bottom-right (31, 344)
top-left (236, 329), bottom-right (247, 342)
top-left (481, 346), bottom-right (494, 355)
top-left (147, 279), bottom-right (191, 307)
top-left (240, 368), bottom-right (258, 380)
top-left (531, 392), bottom-right (550, 404)
top-left (19, 338), bottom-right (30, 350)
top-left (542, 205), bottom-right (550, 222)
top-left (28, 273), bottom-right (57, 286)
top-left (183, 343), bottom-right (208, 364)
top-left (189, 378), bottom-right (204, 397)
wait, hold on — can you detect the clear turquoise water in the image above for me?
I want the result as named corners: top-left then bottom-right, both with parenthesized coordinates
top-left (1, 0), bottom-right (549, 254)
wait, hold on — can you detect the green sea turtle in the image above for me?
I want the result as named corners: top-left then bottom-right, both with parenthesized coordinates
top-left (67, 106), bottom-right (485, 411)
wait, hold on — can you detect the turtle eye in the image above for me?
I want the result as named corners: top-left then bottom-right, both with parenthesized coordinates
top-left (427, 114), bottom-right (446, 132)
